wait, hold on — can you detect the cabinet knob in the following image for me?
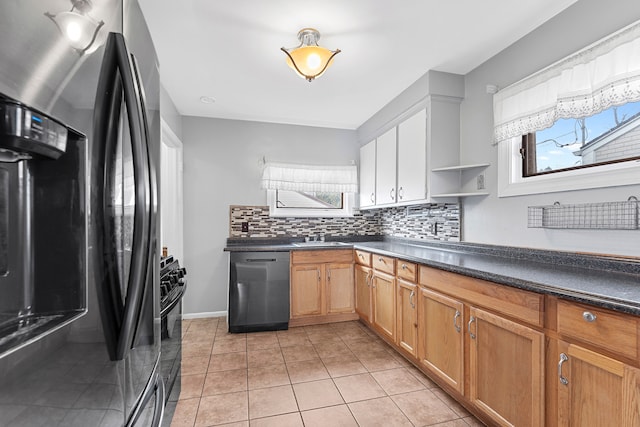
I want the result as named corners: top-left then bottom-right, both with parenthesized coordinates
top-left (401, 263), bottom-right (407, 270)
top-left (582, 311), bottom-right (597, 322)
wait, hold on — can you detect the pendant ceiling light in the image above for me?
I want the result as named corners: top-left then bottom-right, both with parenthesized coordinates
top-left (45, 0), bottom-right (105, 55)
top-left (281, 28), bottom-right (341, 82)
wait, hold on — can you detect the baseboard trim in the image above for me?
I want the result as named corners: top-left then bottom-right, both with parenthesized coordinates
top-left (183, 311), bottom-right (227, 320)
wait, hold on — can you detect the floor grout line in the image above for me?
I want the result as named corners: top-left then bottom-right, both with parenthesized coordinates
top-left (174, 318), bottom-right (483, 427)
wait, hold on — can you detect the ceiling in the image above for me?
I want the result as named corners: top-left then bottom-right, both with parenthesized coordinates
top-left (138, 0), bottom-right (578, 130)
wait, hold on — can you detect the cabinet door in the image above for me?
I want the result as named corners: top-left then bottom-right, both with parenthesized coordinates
top-left (417, 288), bottom-right (464, 394)
top-left (397, 109), bottom-right (426, 203)
top-left (375, 127), bottom-right (397, 206)
top-left (355, 265), bottom-right (372, 322)
top-left (326, 263), bottom-right (354, 314)
top-left (372, 271), bottom-right (396, 340)
top-left (557, 341), bottom-right (640, 427)
top-left (359, 140), bottom-right (376, 208)
top-left (469, 306), bottom-right (544, 427)
top-left (396, 279), bottom-right (418, 356)
top-left (290, 264), bottom-right (323, 317)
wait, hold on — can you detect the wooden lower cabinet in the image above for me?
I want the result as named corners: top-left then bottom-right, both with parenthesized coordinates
top-left (556, 341), bottom-right (640, 426)
top-left (326, 263), bottom-right (354, 314)
top-left (307, 250), bottom-right (640, 427)
top-left (469, 306), bottom-right (545, 427)
top-left (290, 264), bottom-right (323, 317)
top-left (396, 279), bottom-right (418, 357)
top-left (417, 287), bottom-right (464, 394)
top-left (372, 271), bottom-right (396, 341)
top-left (290, 250), bottom-right (355, 325)
top-left (354, 264), bottom-right (372, 322)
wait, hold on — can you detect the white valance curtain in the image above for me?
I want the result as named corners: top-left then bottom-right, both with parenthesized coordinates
top-left (493, 19), bottom-right (640, 144)
top-left (261, 162), bottom-right (358, 193)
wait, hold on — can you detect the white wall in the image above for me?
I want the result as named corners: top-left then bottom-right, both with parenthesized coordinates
top-left (459, 0), bottom-right (640, 256)
top-left (182, 117), bottom-right (358, 315)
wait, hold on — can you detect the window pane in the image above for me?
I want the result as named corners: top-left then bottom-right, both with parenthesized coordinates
top-left (530, 101), bottom-right (640, 175)
top-left (276, 190), bottom-right (343, 209)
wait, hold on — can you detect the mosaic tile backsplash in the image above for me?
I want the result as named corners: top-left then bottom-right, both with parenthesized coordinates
top-left (229, 203), bottom-right (460, 242)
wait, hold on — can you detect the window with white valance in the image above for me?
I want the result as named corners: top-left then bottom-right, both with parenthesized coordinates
top-left (493, 19), bottom-right (640, 144)
top-left (496, 19), bottom-right (640, 197)
top-left (261, 162), bottom-right (358, 193)
top-left (261, 162), bottom-right (357, 217)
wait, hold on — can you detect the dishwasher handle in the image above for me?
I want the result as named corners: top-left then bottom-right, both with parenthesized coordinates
top-left (245, 258), bottom-right (277, 263)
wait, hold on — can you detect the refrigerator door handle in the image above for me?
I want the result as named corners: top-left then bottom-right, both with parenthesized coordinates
top-left (129, 51), bottom-right (158, 341)
top-left (111, 32), bottom-right (152, 361)
top-left (93, 32), bottom-right (152, 361)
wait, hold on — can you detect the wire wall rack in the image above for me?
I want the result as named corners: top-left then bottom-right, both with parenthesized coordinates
top-left (528, 197), bottom-right (639, 230)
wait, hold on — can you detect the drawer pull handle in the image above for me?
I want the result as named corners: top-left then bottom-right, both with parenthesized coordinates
top-left (378, 257), bottom-right (384, 262)
top-left (453, 310), bottom-right (461, 333)
top-left (390, 188), bottom-right (395, 200)
top-left (409, 290), bottom-right (415, 309)
top-left (468, 316), bottom-right (476, 339)
top-left (370, 192), bottom-right (375, 203)
top-left (583, 311), bottom-right (597, 322)
top-left (558, 353), bottom-right (569, 385)
top-left (401, 263), bottom-right (407, 270)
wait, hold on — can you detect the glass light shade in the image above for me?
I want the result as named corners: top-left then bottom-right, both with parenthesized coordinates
top-left (285, 46), bottom-right (337, 80)
top-left (282, 28), bottom-right (340, 82)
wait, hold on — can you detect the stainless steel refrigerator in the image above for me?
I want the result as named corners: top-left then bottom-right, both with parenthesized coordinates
top-left (0, 0), bottom-right (163, 425)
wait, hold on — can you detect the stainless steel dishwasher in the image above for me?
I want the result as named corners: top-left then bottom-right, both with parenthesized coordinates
top-left (228, 251), bottom-right (290, 333)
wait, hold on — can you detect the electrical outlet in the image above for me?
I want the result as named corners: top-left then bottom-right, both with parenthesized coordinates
top-left (477, 173), bottom-right (485, 190)
top-left (241, 222), bottom-right (249, 232)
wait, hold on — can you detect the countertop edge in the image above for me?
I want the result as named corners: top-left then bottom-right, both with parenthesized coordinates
top-left (224, 238), bottom-right (640, 316)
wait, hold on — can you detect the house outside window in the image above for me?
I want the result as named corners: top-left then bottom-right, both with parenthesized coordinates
top-left (522, 101), bottom-right (640, 177)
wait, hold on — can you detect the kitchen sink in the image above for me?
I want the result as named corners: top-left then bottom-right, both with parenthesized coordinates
top-left (292, 241), bottom-right (351, 247)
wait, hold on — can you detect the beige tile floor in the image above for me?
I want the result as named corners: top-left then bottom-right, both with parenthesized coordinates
top-left (171, 317), bottom-right (485, 427)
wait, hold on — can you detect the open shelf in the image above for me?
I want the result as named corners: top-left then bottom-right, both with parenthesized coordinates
top-left (431, 163), bottom-right (490, 172)
top-left (430, 163), bottom-right (490, 198)
top-left (431, 192), bottom-right (490, 198)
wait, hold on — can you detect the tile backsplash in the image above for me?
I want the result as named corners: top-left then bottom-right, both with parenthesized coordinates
top-left (229, 203), bottom-right (460, 241)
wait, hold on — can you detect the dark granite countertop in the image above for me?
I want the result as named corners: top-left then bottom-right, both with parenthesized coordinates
top-left (224, 237), bottom-right (640, 316)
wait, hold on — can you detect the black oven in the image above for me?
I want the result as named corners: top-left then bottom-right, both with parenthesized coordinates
top-left (159, 255), bottom-right (186, 404)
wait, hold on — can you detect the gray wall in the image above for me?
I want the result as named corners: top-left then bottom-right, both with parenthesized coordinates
top-left (160, 84), bottom-right (182, 139)
top-left (182, 117), bottom-right (358, 315)
top-left (460, 0), bottom-right (640, 256)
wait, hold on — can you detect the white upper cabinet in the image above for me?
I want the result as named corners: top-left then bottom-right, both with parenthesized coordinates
top-left (397, 109), bottom-right (427, 203)
top-left (358, 71), bottom-right (467, 209)
top-left (375, 127), bottom-right (398, 206)
top-left (359, 140), bottom-right (377, 208)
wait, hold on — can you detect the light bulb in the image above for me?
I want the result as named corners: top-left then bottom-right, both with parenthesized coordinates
top-left (306, 53), bottom-right (321, 70)
top-left (65, 21), bottom-right (82, 42)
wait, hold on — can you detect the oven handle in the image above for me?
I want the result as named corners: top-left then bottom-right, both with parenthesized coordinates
top-left (160, 283), bottom-right (186, 318)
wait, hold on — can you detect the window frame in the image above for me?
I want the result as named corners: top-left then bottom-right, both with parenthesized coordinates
top-left (497, 135), bottom-right (640, 198)
top-left (266, 190), bottom-right (354, 218)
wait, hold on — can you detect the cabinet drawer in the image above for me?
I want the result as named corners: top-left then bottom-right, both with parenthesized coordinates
top-left (354, 250), bottom-right (372, 267)
top-left (372, 254), bottom-right (395, 274)
top-left (396, 260), bottom-right (417, 282)
top-left (557, 299), bottom-right (638, 360)
top-left (419, 265), bottom-right (543, 327)
top-left (291, 249), bottom-right (353, 265)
